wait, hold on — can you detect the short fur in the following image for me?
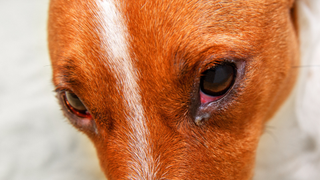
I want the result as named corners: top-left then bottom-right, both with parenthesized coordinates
top-left (48, 0), bottom-right (299, 179)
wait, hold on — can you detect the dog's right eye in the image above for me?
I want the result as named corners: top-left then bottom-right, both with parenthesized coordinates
top-left (63, 91), bottom-right (92, 118)
top-left (200, 63), bottom-right (236, 104)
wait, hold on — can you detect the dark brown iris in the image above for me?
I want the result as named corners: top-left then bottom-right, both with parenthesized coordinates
top-left (200, 63), bottom-right (236, 97)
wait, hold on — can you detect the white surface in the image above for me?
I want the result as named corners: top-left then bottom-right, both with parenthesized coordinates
top-left (255, 1), bottom-right (320, 179)
top-left (0, 1), bottom-right (105, 180)
top-left (0, 0), bottom-right (319, 180)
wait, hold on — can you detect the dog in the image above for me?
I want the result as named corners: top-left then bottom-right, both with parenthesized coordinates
top-left (48, 0), bottom-right (299, 179)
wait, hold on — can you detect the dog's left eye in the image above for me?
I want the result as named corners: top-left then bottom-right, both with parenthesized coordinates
top-left (200, 63), bottom-right (236, 103)
top-left (63, 91), bottom-right (91, 118)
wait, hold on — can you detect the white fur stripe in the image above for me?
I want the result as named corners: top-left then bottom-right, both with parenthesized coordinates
top-left (95, 0), bottom-right (155, 178)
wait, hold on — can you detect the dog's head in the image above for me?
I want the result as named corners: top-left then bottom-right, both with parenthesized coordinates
top-left (48, 0), bottom-right (299, 179)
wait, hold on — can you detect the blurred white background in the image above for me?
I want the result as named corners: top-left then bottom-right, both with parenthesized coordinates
top-left (0, 0), bottom-right (319, 180)
top-left (0, 1), bottom-right (105, 179)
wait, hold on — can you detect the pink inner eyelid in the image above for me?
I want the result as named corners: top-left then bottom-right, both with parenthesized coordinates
top-left (200, 90), bottom-right (223, 104)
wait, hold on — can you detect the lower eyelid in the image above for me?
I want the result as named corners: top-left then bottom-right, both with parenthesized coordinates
top-left (200, 90), bottom-right (223, 104)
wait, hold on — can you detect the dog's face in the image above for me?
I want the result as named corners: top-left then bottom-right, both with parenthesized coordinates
top-left (48, 0), bottom-right (298, 179)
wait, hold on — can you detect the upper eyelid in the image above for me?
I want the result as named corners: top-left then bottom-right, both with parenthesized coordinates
top-left (54, 74), bottom-right (80, 90)
top-left (198, 58), bottom-right (240, 79)
top-left (200, 59), bottom-right (224, 73)
top-left (54, 87), bottom-right (68, 93)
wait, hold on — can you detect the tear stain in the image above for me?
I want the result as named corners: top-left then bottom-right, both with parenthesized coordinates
top-left (195, 112), bottom-right (211, 126)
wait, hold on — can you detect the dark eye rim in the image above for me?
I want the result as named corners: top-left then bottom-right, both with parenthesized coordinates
top-left (61, 91), bottom-right (92, 119)
top-left (199, 62), bottom-right (237, 100)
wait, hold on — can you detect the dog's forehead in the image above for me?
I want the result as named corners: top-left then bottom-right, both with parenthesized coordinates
top-left (49, 0), bottom-right (291, 89)
top-left (49, 0), bottom-right (289, 56)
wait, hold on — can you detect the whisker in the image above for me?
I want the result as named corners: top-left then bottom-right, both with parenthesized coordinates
top-left (292, 65), bottom-right (320, 68)
top-left (262, 125), bottom-right (279, 144)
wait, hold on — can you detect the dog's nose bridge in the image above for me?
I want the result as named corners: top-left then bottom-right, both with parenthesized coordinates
top-left (93, 0), bottom-right (189, 178)
top-left (93, 1), bottom-right (159, 177)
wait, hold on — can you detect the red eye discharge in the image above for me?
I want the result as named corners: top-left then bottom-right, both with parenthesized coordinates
top-left (63, 91), bottom-right (92, 119)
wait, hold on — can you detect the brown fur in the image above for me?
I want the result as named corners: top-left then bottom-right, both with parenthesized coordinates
top-left (48, 0), bottom-right (299, 179)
